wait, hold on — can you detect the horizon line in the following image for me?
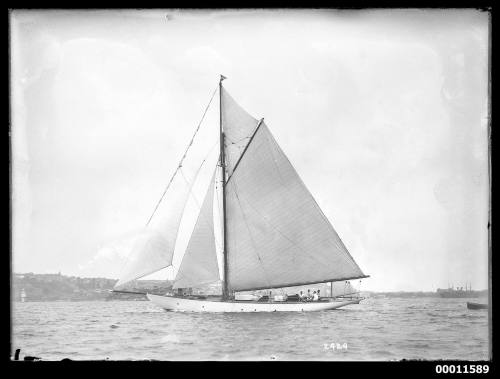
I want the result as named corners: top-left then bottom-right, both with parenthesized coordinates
top-left (11, 272), bottom-right (488, 292)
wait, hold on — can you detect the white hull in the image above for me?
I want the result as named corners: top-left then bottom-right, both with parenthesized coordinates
top-left (147, 294), bottom-right (360, 312)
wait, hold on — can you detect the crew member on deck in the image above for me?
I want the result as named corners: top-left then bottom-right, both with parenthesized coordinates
top-left (313, 291), bottom-right (319, 301)
top-left (307, 289), bottom-right (312, 301)
top-left (299, 291), bottom-right (305, 301)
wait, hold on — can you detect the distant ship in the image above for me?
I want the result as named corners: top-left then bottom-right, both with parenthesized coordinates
top-left (437, 284), bottom-right (480, 298)
top-left (467, 301), bottom-right (488, 310)
top-left (113, 76), bottom-right (369, 312)
top-left (20, 288), bottom-right (26, 302)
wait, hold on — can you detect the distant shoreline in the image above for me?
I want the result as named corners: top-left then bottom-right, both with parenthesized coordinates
top-left (12, 272), bottom-right (488, 302)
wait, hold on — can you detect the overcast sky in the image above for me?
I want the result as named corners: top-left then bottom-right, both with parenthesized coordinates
top-left (10, 9), bottom-right (489, 291)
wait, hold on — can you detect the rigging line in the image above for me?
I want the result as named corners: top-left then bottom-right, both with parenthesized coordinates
top-left (225, 135), bottom-right (251, 145)
top-left (251, 127), bottom-right (330, 269)
top-left (215, 164), bottom-right (223, 215)
top-left (214, 162), bottom-right (226, 282)
top-left (223, 152), bottom-right (231, 179)
top-left (179, 169), bottom-right (201, 211)
top-left (180, 169), bottom-right (219, 254)
top-left (177, 139), bottom-right (219, 212)
top-left (176, 144), bottom-right (222, 252)
top-left (229, 180), bottom-right (274, 291)
top-left (179, 167), bottom-right (222, 253)
top-left (146, 84), bottom-right (219, 226)
top-left (171, 143), bottom-right (221, 284)
top-left (215, 163), bottom-right (223, 242)
top-left (117, 145), bottom-right (213, 286)
top-left (170, 263), bottom-right (177, 284)
top-left (226, 118), bottom-right (264, 184)
top-left (231, 174), bottom-right (328, 270)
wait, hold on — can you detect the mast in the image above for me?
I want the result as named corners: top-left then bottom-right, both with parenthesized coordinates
top-left (219, 75), bottom-right (229, 300)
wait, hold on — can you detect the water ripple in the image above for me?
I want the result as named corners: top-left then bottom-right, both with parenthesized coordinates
top-left (11, 298), bottom-right (489, 361)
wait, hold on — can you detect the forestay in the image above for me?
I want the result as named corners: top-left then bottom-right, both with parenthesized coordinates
top-left (173, 170), bottom-right (220, 289)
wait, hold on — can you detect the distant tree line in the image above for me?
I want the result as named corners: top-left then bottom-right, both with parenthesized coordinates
top-left (13, 273), bottom-right (487, 301)
top-left (364, 290), bottom-right (488, 298)
top-left (12, 273), bottom-right (172, 302)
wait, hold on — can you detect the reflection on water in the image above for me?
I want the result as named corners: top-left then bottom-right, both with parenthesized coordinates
top-left (11, 297), bottom-right (489, 361)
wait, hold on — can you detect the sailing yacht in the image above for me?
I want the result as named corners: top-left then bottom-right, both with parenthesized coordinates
top-left (113, 76), bottom-right (369, 312)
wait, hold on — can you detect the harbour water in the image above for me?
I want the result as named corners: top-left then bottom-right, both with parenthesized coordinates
top-left (11, 297), bottom-right (489, 361)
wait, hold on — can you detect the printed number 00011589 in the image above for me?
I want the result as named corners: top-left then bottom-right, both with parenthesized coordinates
top-left (435, 365), bottom-right (489, 374)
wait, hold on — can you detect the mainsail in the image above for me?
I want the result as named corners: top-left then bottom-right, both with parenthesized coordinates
top-left (173, 170), bottom-right (220, 289)
top-left (223, 91), bottom-right (367, 292)
top-left (114, 171), bottom-right (193, 289)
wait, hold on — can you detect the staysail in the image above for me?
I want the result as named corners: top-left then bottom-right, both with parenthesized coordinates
top-left (114, 171), bottom-right (194, 289)
top-left (223, 91), bottom-right (367, 292)
top-left (173, 169), bottom-right (220, 289)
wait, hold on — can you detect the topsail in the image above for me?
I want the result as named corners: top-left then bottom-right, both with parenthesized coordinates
top-left (220, 88), bottom-right (260, 177)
